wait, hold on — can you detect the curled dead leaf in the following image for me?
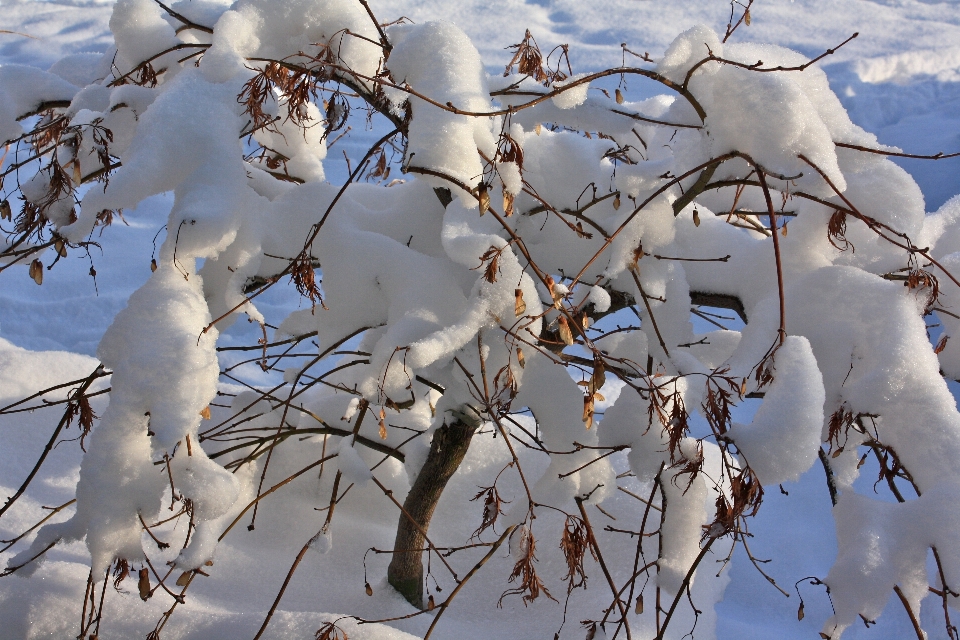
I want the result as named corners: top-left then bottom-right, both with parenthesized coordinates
top-left (515, 288), bottom-right (526, 316)
top-left (29, 259), bottom-right (43, 285)
top-left (558, 316), bottom-right (574, 345)
top-left (478, 182), bottom-right (490, 216)
top-left (138, 568), bottom-right (151, 601)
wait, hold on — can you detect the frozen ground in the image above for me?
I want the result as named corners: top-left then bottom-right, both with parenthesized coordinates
top-left (1, 0), bottom-right (959, 638)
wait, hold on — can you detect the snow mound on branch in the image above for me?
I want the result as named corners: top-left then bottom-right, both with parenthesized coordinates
top-left (387, 21), bottom-right (496, 197)
top-left (727, 335), bottom-right (825, 486)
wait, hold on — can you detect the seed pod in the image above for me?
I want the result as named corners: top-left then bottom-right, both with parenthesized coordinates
top-left (150, 258), bottom-right (158, 272)
top-left (613, 195), bottom-right (621, 210)
top-left (427, 595), bottom-right (436, 610)
top-left (379, 408), bottom-right (387, 440)
top-left (798, 602), bottom-right (805, 621)
top-left (516, 347), bottom-right (525, 368)
top-left (138, 568), bottom-right (151, 601)
top-left (176, 572), bottom-right (191, 587)
top-left (29, 259), bottom-right (43, 285)
top-left (535, 123), bottom-right (542, 136)
top-left (200, 406), bottom-right (211, 420)
top-left (365, 582), bottom-right (373, 596)
top-left (477, 182), bottom-right (490, 216)
top-left (503, 192), bottom-right (515, 217)
top-left (54, 239), bottom-right (67, 257)
top-left (615, 88), bottom-right (624, 104)
top-left (831, 447), bottom-right (843, 458)
top-left (72, 160), bottom-right (82, 184)
top-left (635, 594), bottom-right (644, 614)
top-left (558, 316), bottom-right (574, 345)
top-left (744, 9), bottom-right (752, 25)
top-left (0, 199), bottom-right (11, 221)
top-left (693, 208), bottom-right (701, 227)
top-left (515, 288), bottom-right (526, 316)
top-left (782, 223), bottom-right (788, 236)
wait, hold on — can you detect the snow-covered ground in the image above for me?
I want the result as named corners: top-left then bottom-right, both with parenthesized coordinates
top-left (1, 1), bottom-right (959, 639)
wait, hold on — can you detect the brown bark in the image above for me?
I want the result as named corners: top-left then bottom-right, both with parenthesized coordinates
top-left (388, 417), bottom-right (479, 608)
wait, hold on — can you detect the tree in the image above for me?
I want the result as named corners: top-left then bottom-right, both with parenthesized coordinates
top-left (2, 0), bottom-right (960, 638)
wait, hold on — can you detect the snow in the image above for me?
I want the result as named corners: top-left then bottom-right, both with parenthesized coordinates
top-left (2, 0), bottom-right (960, 639)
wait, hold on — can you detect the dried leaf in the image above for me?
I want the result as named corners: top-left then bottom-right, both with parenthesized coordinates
top-left (504, 191), bottom-right (515, 217)
top-left (54, 238), bottom-right (67, 257)
top-left (200, 406), bottom-right (211, 420)
top-left (176, 572), bottom-right (191, 587)
top-left (478, 182), bottom-right (490, 216)
top-left (558, 316), bottom-right (574, 345)
top-left (517, 347), bottom-right (525, 368)
top-left (582, 395), bottom-right (594, 429)
top-left (499, 525), bottom-right (556, 606)
top-left (72, 160), bottom-right (81, 184)
top-left (590, 357), bottom-right (606, 394)
top-left (615, 88), bottom-right (624, 104)
top-left (29, 259), bottom-right (43, 285)
top-left (138, 568), bottom-right (151, 601)
top-left (0, 199), bottom-right (11, 221)
top-left (379, 408), bottom-right (387, 440)
top-left (515, 288), bottom-right (526, 316)
top-left (560, 516), bottom-right (595, 593)
top-left (935, 334), bottom-right (949, 355)
top-left (798, 602), bottom-right (805, 620)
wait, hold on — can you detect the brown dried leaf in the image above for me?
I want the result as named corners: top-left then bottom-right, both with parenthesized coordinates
top-left (935, 334), bottom-right (949, 355)
top-left (515, 288), bottom-right (526, 316)
top-left (615, 88), bottom-right (624, 104)
top-left (176, 572), bottom-right (191, 587)
top-left (138, 567), bottom-right (151, 601)
top-left (503, 191), bottom-right (515, 217)
top-left (478, 182), bottom-right (490, 216)
top-left (582, 394), bottom-right (594, 429)
top-left (499, 525), bottom-right (556, 606)
top-left (29, 259), bottom-right (43, 285)
top-left (200, 406), bottom-right (211, 420)
top-left (827, 209), bottom-right (854, 252)
top-left (558, 316), bottom-right (574, 345)
top-left (559, 516), bottom-right (596, 593)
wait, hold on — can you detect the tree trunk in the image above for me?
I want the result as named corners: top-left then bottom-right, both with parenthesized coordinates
top-left (388, 417), bottom-right (479, 608)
